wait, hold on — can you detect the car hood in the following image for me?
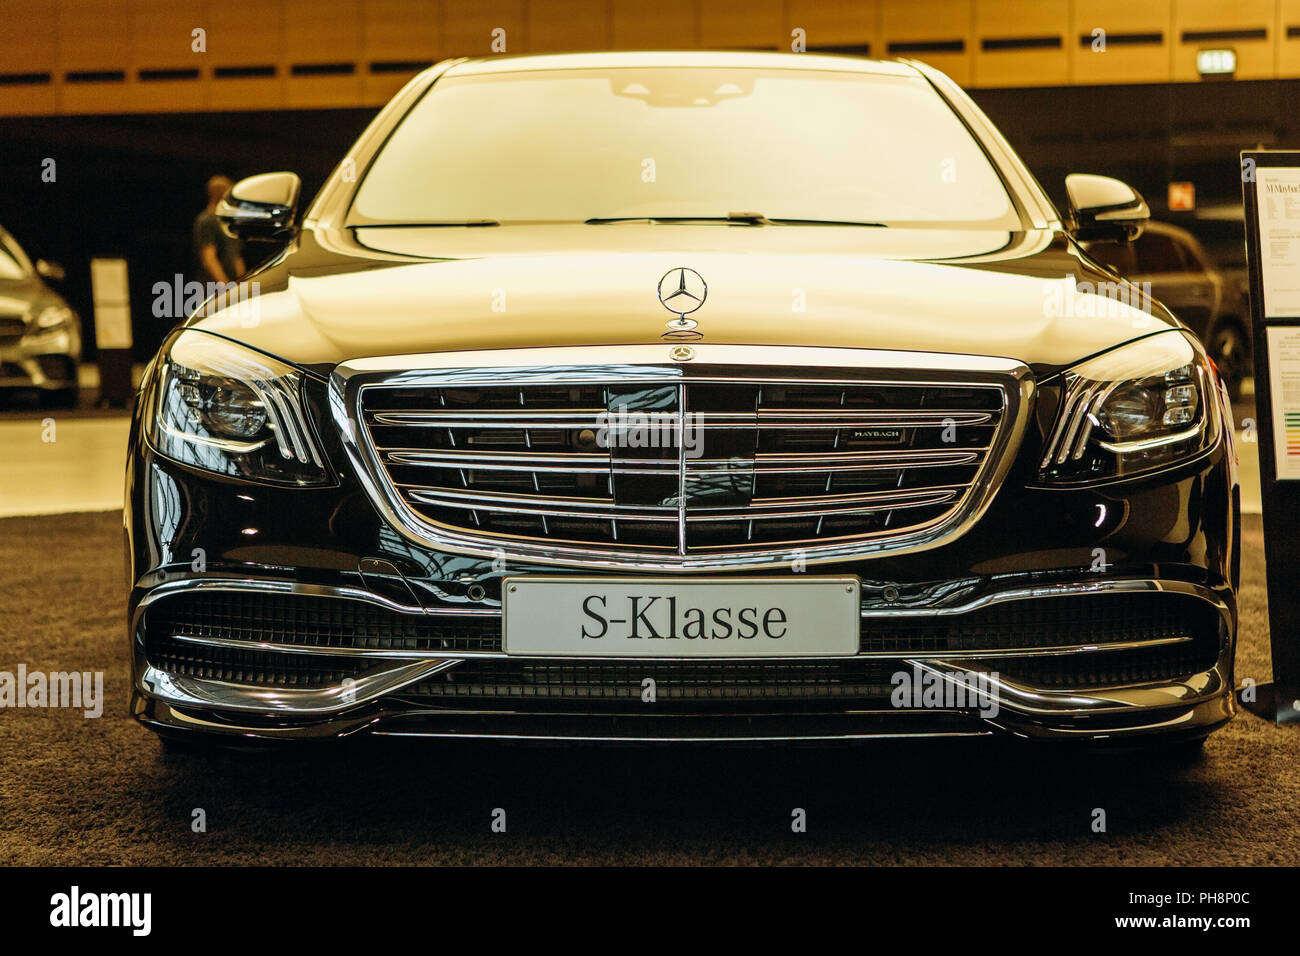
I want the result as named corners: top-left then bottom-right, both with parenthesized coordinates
top-left (0, 277), bottom-right (55, 318)
top-left (191, 223), bottom-right (1177, 374)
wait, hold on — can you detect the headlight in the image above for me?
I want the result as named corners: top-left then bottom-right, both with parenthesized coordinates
top-left (1038, 331), bottom-right (1222, 484)
top-left (148, 330), bottom-right (332, 486)
top-left (34, 305), bottom-right (73, 330)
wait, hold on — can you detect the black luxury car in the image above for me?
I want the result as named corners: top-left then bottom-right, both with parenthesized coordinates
top-left (126, 52), bottom-right (1239, 749)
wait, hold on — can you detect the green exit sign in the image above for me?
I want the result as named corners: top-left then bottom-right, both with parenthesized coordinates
top-left (1196, 48), bottom-right (1237, 76)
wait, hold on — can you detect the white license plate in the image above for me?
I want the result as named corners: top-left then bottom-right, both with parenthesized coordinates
top-left (502, 577), bottom-right (860, 658)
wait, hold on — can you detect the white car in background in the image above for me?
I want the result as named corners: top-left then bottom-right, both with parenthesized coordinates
top-left (0, 225), bottom-right (81, 408)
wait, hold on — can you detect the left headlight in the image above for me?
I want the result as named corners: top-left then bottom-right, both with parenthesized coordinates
top-left (147, 330), bottom-right (332, 486)
top-left (34, 305), bottom-right (74, 330)
top-left (1038, 331), bottom-right (1223, 484)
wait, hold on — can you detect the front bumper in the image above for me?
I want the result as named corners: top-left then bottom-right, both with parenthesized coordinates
top-left (0, 325), bottom-right (80, 390)
top-left (130, 575), bottom-right (1236, 745)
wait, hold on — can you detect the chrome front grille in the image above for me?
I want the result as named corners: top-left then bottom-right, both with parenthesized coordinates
top-left (363, 381), bottom-right (1000, 550)
top-left (338, 347), bottom-right (1032, 569)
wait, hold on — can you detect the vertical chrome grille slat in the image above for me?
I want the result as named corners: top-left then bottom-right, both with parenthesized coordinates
top-left (676, 382), bottom-right (688, 555)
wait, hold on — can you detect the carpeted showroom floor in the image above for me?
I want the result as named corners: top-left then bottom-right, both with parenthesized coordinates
top-left (0, 509), bottom-right (1290, 866)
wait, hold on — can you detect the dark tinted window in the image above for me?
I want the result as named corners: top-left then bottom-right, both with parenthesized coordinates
top-left (1133, 233), bottom-right (1186, 274)
top-left (1085, 242), bottom-right (1136, 275)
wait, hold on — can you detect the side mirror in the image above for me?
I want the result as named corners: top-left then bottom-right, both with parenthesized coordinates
top-left (216, 171), bottom-right (301, 242)
top-left (35, 259), bottom-right (65, 282)
top-left (1065, 173), bottom-right (1149, 242)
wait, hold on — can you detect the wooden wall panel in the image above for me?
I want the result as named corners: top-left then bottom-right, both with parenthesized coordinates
top-left (59, 0), bottom-right (134, 114)
top-left (362, 0), bottom-right (441, 103)
top-left (0, 0), bottom-right (60, 115)
top-left (611, 0), bottom-right (698, 50)
top-left (204, 0), bottom-right (286, 111)
top-left (974, 0), bottom-right (1069, 88)
top-left (786, 0), bottom-right (879, 54)
top-left (127, 0), bottom-right (207, 112)
top-left (1071, 0), bottom-right (1172, 85)
top-left (700, 0), bottom-right (783, 50)
top-left (1173, 0), bottom-right (1275, 81)
top-left (6, 0), bottom-right (1300, 117)
top-left (440, 0), bottom-right (527, 57)
top-left (881, 0), bottom-right (972, 86)
top-left (529, 0), bottom-right (612, 52)
top-left (1281, 0), bottom-right (1300, 78)
top-left (284, 0), bottom-right (363, 107)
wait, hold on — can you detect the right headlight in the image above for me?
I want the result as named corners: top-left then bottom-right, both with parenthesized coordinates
top-left (1038, 331), bottom-right (1222, 484)
top-left (147, 330), bottom-right (332, 486)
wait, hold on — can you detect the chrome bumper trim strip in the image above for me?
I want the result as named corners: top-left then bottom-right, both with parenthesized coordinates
top-left (134, 576), bottom-right (498, 617)
top-left (136, 573), bottom-right (1230, 623)
top-left (862, 577), bottom-right (1230, 619)
top-left (167, 629), bottom-right (1193, 663)
top-left (371, 729), bottom-right (991, 742)
top-left (140, 656), bottom-right (1231, 728)
top-left (908, 659), bottom-right (1228, 718)
top-left (139, 659), bottom-right (458, 714)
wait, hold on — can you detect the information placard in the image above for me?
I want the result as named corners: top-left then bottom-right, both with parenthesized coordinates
top-left (1255, 168), bottom-right (1300, 319)
top-left (1242, 150), bottom-right (1300, 724)
top-left (90, 257), bottom-right (132, 350)
top-left (1265, 327), bottom-right (1300, 480)
top-left (88, 256), bottom-right (133, 407)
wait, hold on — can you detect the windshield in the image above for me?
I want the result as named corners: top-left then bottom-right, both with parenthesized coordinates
top-left (350, 67), bottom-right (1020, 229)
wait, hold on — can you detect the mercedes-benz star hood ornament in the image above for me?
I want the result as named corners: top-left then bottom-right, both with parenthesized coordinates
top-left (658, 267), bottom-right (706, 340)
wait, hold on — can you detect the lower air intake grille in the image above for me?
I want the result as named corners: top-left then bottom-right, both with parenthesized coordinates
top-left (860, 592), bottom-right (1216, 655)
top-left (148, 639), bottom-right (365, 688)
top-left (140, 588), bottom-right (1221, 694)
top-left (406, 660), bottom-right (897, 701)
top-left (145, 590), bottom-right (499, 655)
top-left (1001, 645), bottom-right (1216, 689)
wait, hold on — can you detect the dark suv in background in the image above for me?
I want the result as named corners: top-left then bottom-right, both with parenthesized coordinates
top-left (1086, 219), bottom-right (1251, 399)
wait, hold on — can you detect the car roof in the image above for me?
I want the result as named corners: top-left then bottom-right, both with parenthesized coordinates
top-left (444, 50), bottom-right (922, 79)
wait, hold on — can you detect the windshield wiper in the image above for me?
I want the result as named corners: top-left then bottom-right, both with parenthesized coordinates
top-left (585, 213), bottom-right (765, 225)
top-left (584, 212), bottom-right (886, 227)
top-left (351, 219), bottom-right (501, 228)
top-left (766, 217), bottom-right (887, 227)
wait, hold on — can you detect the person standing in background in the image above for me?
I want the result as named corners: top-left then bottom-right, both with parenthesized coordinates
top-left (193, 175), bottom-right (244, 285)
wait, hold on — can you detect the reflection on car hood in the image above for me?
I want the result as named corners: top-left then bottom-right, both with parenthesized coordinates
top-left (190, 223), bottom-right (1178, 372)
top-left (0, 282), bottom-right (45, 318)
top-left (0, 294), bottom-right (30, 318)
